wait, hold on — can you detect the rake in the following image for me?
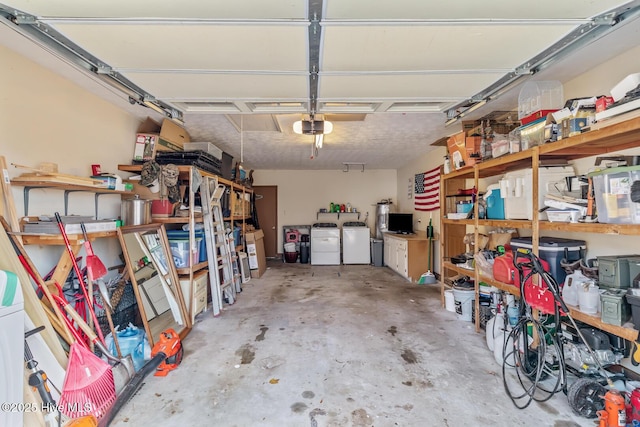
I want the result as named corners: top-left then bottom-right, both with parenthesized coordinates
top-left (58, 343), bottom-right (116, 420)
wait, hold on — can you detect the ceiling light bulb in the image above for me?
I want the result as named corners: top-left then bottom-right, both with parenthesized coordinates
top-left (293, 120), bottom-right (303, 134)
top-left (324, 121), bottom-right (333, 134)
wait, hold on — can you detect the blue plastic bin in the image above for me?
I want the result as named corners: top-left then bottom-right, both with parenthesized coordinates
top-left (166, 230), bottom-right (207, 262)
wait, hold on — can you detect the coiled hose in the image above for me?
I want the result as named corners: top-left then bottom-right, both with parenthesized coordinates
top-left (502, 255), bottom-right (566, 409)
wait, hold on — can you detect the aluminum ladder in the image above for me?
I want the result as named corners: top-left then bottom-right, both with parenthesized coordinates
top-left (201, 176), bottom-right (236, 316)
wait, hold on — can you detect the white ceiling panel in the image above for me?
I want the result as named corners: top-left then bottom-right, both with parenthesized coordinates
top-left (6, 0), bottom-right (306, 19)
top-left (50, 24), bottom-right (308, 71)
top-left (123, 73), bottom-right (309, 100)
top-left (319, 73), bottom-right (504, 100)
top-left (322, 25), bottom-right (575, 71)
top-left (325, 0), bottom-right (629, 20)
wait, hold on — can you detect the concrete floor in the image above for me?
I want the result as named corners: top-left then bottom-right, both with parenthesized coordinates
top-left (112, 260), bottom-right (589, 427)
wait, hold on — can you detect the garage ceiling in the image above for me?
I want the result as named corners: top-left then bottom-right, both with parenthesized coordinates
top-left (1, 1), bottom-right (639, 170)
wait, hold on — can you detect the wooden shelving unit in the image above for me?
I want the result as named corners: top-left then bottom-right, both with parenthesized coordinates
top-left (118, 164), bottom-right (253, 320)
top-left (440, 116), bottom-right (640, 341)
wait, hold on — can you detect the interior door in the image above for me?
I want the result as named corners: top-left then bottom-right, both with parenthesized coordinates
top-left (253, 185), bottom-right (278, 258)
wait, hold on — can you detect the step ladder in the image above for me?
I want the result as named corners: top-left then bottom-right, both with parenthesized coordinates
top-left (201, 176), bottom-right (236, 316)
top-left (226, 228), bottom-right (243, 294)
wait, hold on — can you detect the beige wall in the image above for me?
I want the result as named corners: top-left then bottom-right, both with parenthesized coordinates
top-left (1, 44), bottom-right (141, 273)
top-left (253, 169), bottom-right (396, 250)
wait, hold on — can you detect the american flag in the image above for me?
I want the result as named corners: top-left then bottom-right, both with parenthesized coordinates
top-left (414, 166), bottom-right (441, 212)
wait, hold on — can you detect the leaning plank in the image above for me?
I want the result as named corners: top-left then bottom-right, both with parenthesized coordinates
top-left (0, 226), bottom-right (68, 367)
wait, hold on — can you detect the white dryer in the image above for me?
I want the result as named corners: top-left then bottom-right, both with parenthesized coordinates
top-left (310, 223), bottom-right (340, 265)
top-left (342, 222), bottom-right (371, 264)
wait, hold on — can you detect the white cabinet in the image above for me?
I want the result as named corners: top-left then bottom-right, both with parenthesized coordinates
top-left (179, 269), bottom-right (208, 324)
top-left (383, 233), bottom-right (429, 282)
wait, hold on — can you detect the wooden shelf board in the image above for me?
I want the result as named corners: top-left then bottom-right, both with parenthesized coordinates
top-left (20, 230), bottom-right (117, 245)
top-left (539, 221), bottom-right (640, 235)
top-left (442, 261), bottom-right (475, 276)
top-left (176, 261), bottom-right (208, 276)
top-left (568, 306), bottom-right (638, 342)
top-left (539, 116), bottom-right (640, 159)
top-left (479, 274), bottom-right (521, 298)
top-left (152, 217), bottom-right (203, 224)
top-left (11, 180), bottom-right (134, 195)
top-left (442, 218), bottom-right (474, 226)
top-left (476, 150), bottom-right (535, 178)
top-left (477, 219), bottom-right (533, 229)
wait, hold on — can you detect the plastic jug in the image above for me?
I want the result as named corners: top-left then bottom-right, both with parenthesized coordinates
top-left (578, 282), bottom-right (600, 315)
top-left (486, 311), bottom-right (504, 351)
top-left (562, 270), bottom-right (589, 307)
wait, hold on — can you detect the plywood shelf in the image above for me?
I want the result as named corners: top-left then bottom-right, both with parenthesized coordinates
top-left (442, 261), bottom-right (475, 276)
top-left (538, 221), bottom-right (640, 235)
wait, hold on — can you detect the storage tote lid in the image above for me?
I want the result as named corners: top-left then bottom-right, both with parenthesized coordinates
top-left (588, 164), bottom-right (640, 178)
top-left (510, 236), bottom-right (586, 251)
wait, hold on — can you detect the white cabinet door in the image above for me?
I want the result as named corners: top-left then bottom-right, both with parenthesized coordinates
top-left (397, 240), bottom-right (409, 277)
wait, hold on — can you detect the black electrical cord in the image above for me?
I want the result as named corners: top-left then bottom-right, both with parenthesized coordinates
top-left (502, 251), bottom-right (566, 409)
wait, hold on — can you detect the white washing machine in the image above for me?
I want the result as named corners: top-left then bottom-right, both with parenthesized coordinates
top-left (310, 223), bottom-right (341, 265)
top-left (342, 222), bottom-right (371, 264)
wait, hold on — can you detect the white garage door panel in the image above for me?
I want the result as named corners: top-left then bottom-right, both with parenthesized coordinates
top-left (124, 73), bottom-right (308, 100)
top-left (50, 24), bottom-right (308, 71)
top-left (10, 0), bottom-right (306, 19)
top-left (322, 25), bottom-right (575, 72)
top-left (325, 0), bottom-right (629, 20)
top-left (319, 73), bottom-right (503, 100)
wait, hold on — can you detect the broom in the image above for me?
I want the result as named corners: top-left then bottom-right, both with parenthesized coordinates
top-left (58, 343), bottom-right (116, 420)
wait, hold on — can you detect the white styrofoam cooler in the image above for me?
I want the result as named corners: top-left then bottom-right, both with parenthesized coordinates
top-left (500, 166), bottom-right (575, 220)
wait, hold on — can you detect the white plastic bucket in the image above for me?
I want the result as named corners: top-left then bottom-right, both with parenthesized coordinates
top-left (444, 290), bottom-right (455, 312)
top-left (284, 242), bottom-right (296, 252)
top-left (452, 288), bottom-right (475, 321)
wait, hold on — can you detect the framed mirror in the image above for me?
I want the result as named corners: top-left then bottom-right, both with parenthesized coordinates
top-left (117, 223), bottom-right (191, 347)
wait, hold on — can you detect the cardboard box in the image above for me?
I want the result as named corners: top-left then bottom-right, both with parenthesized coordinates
top-left (245, 229), bottom-right (266, 278)
top-left (561, 117), bottom-right (589, 139)
top-left (133, 117), bottom-right (191, 161)
top-left (447, 131), bottom-right (470, 170)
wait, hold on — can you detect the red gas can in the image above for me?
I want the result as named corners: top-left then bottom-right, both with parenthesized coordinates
top-left (493, 252), bottom-right (516, 284)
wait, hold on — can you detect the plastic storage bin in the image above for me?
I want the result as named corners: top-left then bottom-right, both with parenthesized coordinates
top-left (519, 118), bottom-right (547, 149)
top-left (166, 230), bottom-right (206, 262)
top-left (183, 142), bottom-right (223, 159)
top-left (589, 165), bottom-right (640, 224)
top-left (168, 238), bottom-right (202, 268)
top-left (518, 80), bottom-right (564, 120)
top-left (509, 236), bottom-right (586, 285)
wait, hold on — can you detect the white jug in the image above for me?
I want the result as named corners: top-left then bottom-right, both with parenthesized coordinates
top-left (578, 282), bottom-right (600, 314)
top-left (562, 270), bottom-right (589, 307)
